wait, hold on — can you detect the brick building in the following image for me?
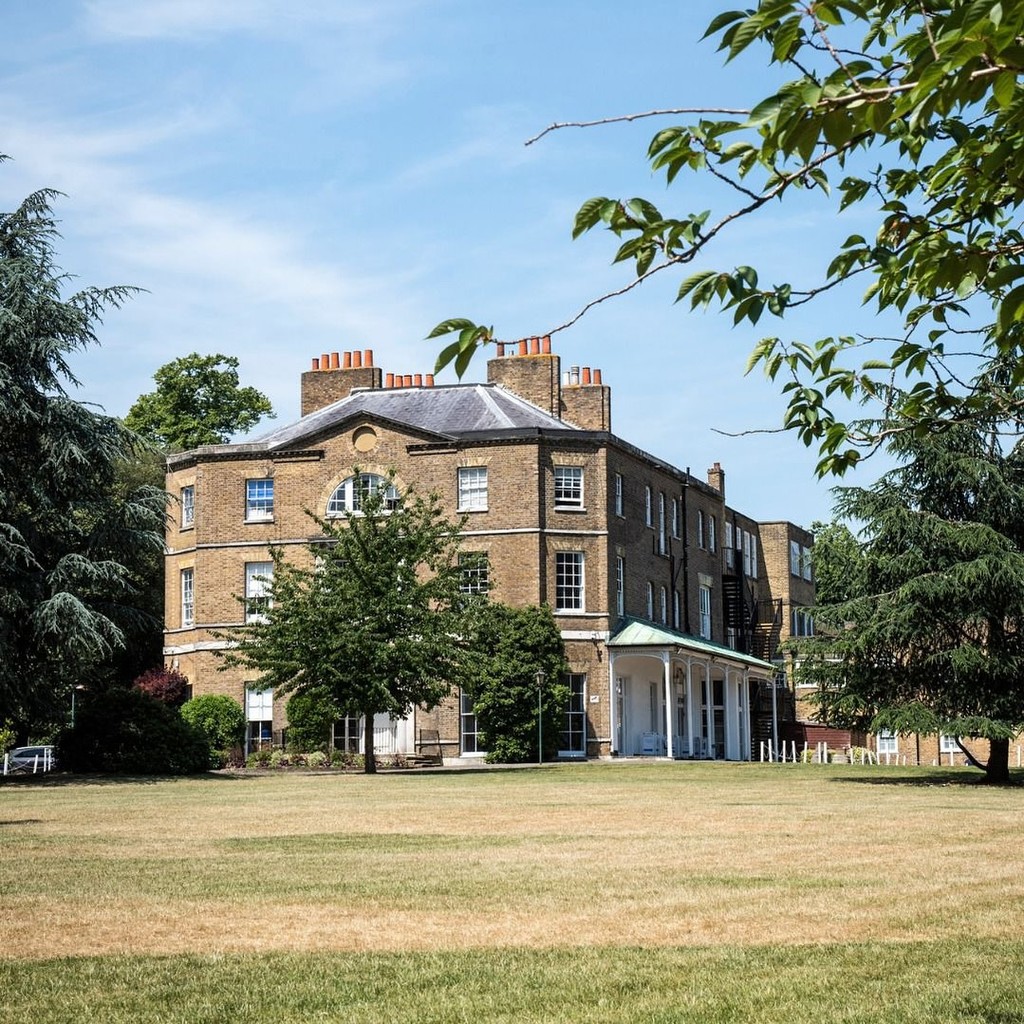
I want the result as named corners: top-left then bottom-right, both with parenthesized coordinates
top-left (163, 339), bottom-right (815, 760)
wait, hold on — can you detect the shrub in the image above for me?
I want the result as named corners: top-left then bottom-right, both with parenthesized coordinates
top-left (132, 667), bottom-right (189, 707)
top-left (285, 689), bottom-right (336, 752)
top-left (180, 695), bottom-right (246, 762)
top-left (305, 750), bottom-right (328, 768)
top-left (246, 749), bottom-right (272, 768)
top-left (56, 688), bottom-right (209, 775)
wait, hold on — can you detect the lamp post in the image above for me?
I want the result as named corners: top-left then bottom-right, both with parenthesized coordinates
top-left (535, 669), bottom-right (546, 765)
top-left (70, 685), bottom-right (85, 727)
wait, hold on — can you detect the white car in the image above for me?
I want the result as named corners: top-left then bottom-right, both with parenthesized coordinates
top-left (4, 745), bottom-right (57, 774)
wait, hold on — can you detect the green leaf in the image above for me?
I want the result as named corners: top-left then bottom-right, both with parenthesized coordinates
top-left (427, 318), bottom-right (480, 340)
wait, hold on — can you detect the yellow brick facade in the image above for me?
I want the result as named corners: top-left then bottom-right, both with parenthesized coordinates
top-left (164, 342), bottom-right (813, 759)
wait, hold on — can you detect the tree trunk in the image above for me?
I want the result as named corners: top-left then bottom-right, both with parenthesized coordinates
top-left (363, 711), bottom-right (376, 774)
top-left (984, 736), bottom-right (1010, 784)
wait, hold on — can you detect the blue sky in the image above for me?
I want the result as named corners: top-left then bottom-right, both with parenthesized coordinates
top-left (2, 0), bottom-right (889, 526)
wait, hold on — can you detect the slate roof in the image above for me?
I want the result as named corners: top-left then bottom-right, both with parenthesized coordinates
top-left (254, 382), bottom-right (579, 450)
top-left (608, 617), bottom-right (777, 674)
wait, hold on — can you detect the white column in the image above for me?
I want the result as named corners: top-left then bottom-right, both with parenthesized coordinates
top-left (740, 672), bottom-right (751, 760)
top-left (723, 667), bottom-right (738, 760)
top-left (608, 650), bottom-right (618, 756)
top-left (663, 652), bottom-right (673, 758)
top-left (685, 659), bottom-right (696, 757)
top-left (704, 661), bottom-right (714, 758)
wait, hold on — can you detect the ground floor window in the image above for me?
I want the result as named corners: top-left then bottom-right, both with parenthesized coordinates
top-left (877, 729), bottom-right (898, 756)
top-left (333, 716), bottom-right (360, 754)
top-left (559, 673), bottom-right (587, 756)
top-left (460, 690), bottom-right (481, 755)
top-left (939, 734), bottom-right (960, 754)
top-left (245, 687), bottom-right (273, 752)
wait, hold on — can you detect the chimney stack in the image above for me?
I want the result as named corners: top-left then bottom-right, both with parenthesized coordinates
top-left (707, 462), bottom-right (725, 498)
top-left (300, 349), bottom-right (383, 415)
top-left (486, 337), bottom-right (561, 418)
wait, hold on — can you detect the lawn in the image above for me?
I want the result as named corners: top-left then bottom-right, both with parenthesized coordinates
top-left (2, 761), bottom-right (1023, 1022)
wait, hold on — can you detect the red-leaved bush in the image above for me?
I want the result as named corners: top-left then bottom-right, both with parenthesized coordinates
top-left (132, 667), bottom-right (189, 707)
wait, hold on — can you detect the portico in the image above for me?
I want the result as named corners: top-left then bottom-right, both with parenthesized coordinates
top-left (607, 618), bottom-right (776, 760)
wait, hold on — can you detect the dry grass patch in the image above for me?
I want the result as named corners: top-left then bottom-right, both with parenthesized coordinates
top-left (2, 761), bottom-right (1022, 959)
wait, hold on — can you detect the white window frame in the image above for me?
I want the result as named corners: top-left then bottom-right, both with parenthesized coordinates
top-left (180, 567), bottom-right (194, 627)
top-left (645, 486), bottom-right (652, 527)
top-left (555, 552), bottom-right (585, 612)
top-left (659, 585), bottom-right (667, 625)
top-left (790, 540), bottom-right (801, 576)
top-left (457, 466), bottom-right (488, 512)
top-left (791, 608), bottom-right (814, 637)
top-left (245, 561), bottom-right (273, 624)
top-left (939, 734), bottom-right (960, 754)
top-left (802, 545), bottom-right (813, 581)
top-left (708, 515), bottom-right (717, 553)
top-left (460, 689), bottom-right (483, 755)
top-left (671, 497), bottom-right (680, 538)
top-left (698, 584), bottom-right (712, 640)
top-left (459, 551), bottom-right (490, 595)
top-left (696, 509), bottom-right (706, 549)
top-left (245, 686), bottom-right (274, 752)
top-left (614, 473), bottom-right (623, 517)
top-left (181, 485), bottom-right (195, 529)
top-left (615, 556), bottom-right (625, 617)
top-left (559, 673), bottom-right (587, 757)
top-left (877, 730), bottom-right (898, 755)
top-left (245, 478), bottom-right (274, 522)
top-left (326, 473), bottom-right (400, 516)
top-left (554, 466), bottom-right (584, 509)
top-left (646, 581), bottom-right (654, 620)
top-left (725, 522), bottom-right (735, 569)
top-left (673, 589), bottom-right (680, 630)
top-left (658, 493), bottom-right (666, 554)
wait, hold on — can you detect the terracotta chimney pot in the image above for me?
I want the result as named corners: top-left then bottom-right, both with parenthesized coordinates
top-left (582, 367), bottom-right (592, 385)
top-left (311, 357), bottom-right (320, 371)
top-left (518, 339), bottom-right (528, 356)
top-left (541, 335), bottom-right (551, 354)
top-left (385, 372), bottom-right (395, 388)
top-left (364, 349), bottom-right (374, 367)
top-left (342, 351), bottom-right (352, 369)
top-left (594, 368), bottom-right (602, 385)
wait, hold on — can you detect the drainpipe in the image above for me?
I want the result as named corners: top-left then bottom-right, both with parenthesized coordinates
top-left (681, 473), bottom-right (691, 634)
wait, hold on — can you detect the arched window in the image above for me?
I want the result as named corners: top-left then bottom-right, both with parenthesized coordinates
top-left (326, 473), bottom-right (400, 516)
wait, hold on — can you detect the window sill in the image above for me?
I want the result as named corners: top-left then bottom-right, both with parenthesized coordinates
top-left (457, 506), bottom-right (489, 514)
top-left (555, 505), bottom-right (586, 513)
top-left (180, 524), bottom-right (194, 533)
top-left (245, 516), bottom-right (275, 524)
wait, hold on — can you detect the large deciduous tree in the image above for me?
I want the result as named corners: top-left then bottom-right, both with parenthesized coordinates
top-left (0, 171), bottom-right (167, 736)
top-left (224, 472), bottom-right (470, 773)
top-left (432, 1), bottom-right (1024, 476)
top-left (125, 352), bottom-right (274, 452)
top-left (801, 424), bottom-right (1024, 783)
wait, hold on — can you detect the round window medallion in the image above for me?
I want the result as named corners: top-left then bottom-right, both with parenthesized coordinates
top-left (352, 426), bottom-right (378, 453)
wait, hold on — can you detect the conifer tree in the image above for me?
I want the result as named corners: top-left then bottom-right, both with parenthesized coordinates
top-left (0, 168), bottom-right (167, 735)
top-left (803, 424), bottom-right (1024, 782)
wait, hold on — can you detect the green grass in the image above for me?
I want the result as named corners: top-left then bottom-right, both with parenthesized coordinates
top-left (2, 761), bottom-right (1023, 1021)
top-left (5, 943), bottom-right (1024, 1023)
